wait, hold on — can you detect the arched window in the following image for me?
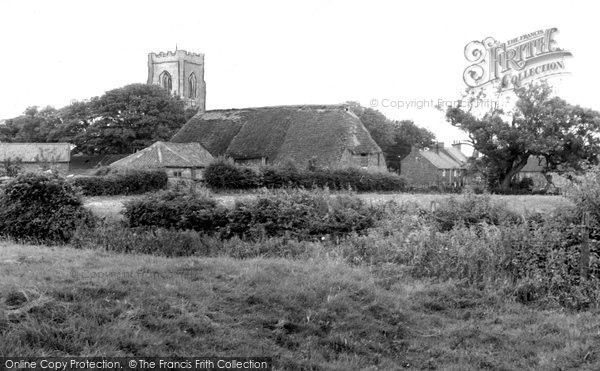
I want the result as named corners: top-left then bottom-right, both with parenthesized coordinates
top-left (159, 71), bottom-right (172, 92)
top-left (188, 73), bottom-right (197, 99)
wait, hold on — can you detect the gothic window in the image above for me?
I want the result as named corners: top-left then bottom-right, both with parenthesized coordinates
top-left (159, 71), bottom-right (172, 92)
top-left (188, 73), bottom-right (197, 99)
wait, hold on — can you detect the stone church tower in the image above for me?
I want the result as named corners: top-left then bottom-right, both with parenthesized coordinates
top-left (147, 49), bottom-right (206, 112)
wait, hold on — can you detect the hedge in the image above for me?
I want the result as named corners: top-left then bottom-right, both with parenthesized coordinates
top-left (0, 173), bottom-right (96, 243)
top-left (122, 188), bottom-right (377, 240)
top-left (204, 161), bottom-right (406, 192)
top-left (71, 169), bottom-right (168, 196)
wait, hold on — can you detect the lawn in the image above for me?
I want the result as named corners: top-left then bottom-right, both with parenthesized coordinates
top-left (1, 243), bottom-right (599, 369)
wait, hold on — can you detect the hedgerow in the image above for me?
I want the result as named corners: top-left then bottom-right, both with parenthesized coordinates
top-left (121, 188), bottom-right (377, 240)
top-left (70, 168), bottom-right (168, 196)
top-left (203, 160), bottom-right (406, 192)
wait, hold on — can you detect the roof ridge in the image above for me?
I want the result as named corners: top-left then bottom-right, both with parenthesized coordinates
top-left (201, 104), bottom-right (349, 114)
top-left (162, 142), bottom-right (195, 165)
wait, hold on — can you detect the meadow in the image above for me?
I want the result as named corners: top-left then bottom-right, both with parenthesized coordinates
top-left (2, 239), bottom-right (599, 370)
top-left (2, 171), bottom-right (599, 370)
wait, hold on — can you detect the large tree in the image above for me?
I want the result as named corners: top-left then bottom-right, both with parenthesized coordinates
top-left (347, 102), bottom-right (436, 172)
top-left (1, 84), bottom-right (195, 155)
top-left (72, 84), bottom-right (190, 154)
top-left (446, 81), bottom-right (600, 190)
top-left (1, 106), bottom-right (61, 143)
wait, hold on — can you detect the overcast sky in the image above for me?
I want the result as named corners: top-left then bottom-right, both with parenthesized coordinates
top-left (0, 0), bottom-right (597, 144)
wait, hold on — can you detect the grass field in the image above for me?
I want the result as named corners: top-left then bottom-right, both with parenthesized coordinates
top-left (2, 243), bottom-right (599, 369)
top-left (84, 192), bottom-right (574, 221)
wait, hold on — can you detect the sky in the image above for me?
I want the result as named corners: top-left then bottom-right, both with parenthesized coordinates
top-left (0, 0), bottom-right (598, 145)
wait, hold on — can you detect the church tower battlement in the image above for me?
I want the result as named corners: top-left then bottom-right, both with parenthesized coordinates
top-left (147, 49), bottom-right (206, 112)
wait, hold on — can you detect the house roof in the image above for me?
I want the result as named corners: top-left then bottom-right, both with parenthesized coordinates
top-left (110, 141), bottom-right (214, 169)
top-left (0, 142), bottom-right (71, 162)
top-left (441, 146), bottom-right (468, 165)
top-left (420, 148), bottom-right (465, 169)
top-left (171, 104), bottom-right (382, 167)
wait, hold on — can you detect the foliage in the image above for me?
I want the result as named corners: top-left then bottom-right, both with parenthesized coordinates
top-left (70, 168), bottom-right (168, 196)
top-left (429, 193), bottom-right (521, 231)
top-left (121, 188), bottom-right (377, 241)
top-left (563, 164), bottom-right (600, 224)
top-left (347, 102), bottom-right (436, 171)
top-left (0, 84), bottom-right (189, 155)
top-left (0, 173), bottom-right (95, 243)
top-left (447, 81), bottom-right (600, 190)
top-left (1, 157), bottom-right (23, 177)
top-left (204, 160), bottom-right (406, 192)
top-left (223, 189), bottom-right (378, 240)
top-left (203, 158), bottom-right (261, 189)
top-left (0, 106), bottom-right (62, 143)
top-left (122, 188), bottom-right (227, 231)
top-left (72, 84), bottom-right (188, 154)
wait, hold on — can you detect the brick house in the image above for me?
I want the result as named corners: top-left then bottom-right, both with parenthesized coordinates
top-left (400, 142), bottom-right (468, 188)
top-left (0, 142), bottom-right (72, 175)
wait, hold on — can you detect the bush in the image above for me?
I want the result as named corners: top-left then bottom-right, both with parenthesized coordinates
top-left (223, 189), bottom-right (377, 240)
top-left (0, 173), bottom-right (95, 243)
top-left (71, 168), bottom-right (168, 196)
top-left (204, 160), bottom-right (260, 190)
top-left (204, 160), bottom-right (406, 192)
top-left (430, 193), bottom-right (521, 231)
top-left (122, 188), bottom-right (377, 241)
top-left (123, 188), bottom-right (228, 232)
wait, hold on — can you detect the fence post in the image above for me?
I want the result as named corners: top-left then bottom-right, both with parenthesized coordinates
top-left (430, 200), bottom-right (438, 213)
top-left (580, 211), bottom-right (590, 281)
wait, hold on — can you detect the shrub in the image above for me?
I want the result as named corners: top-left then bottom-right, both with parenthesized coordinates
top-left (563, 165), bottom-right (600, 223)
top-left (122, 188), bottom-right (377, 241)
top-left (204, 159), bottom-right (260, 190)
top-left (123, 188), bottom-right (228, 232)
top-left (430, 193), bottom-right (521, 231)
top-left (0, 172), bottom-right (95, 243)
top-left (71, 168), bottom-right (168, 196)
top-left (223, 189), bottom-right (377, 240)
top-left (204, 160), bottom-right (406, 192)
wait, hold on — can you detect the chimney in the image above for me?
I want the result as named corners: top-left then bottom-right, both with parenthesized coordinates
top-left (452, 141), bottom-right (462, 152)
top-left (435, 142), bottom-right (444, 154)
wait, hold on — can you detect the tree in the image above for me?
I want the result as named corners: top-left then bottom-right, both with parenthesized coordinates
top-left (72, 84), bottom-right (188, 154)
top-left (446, 81), bottom-right (600, 190)
top-left (347, 102), bottom-right (436, 172)
top-left (0, 84), bottom-right (190, 155)
top-left (1, 105), bottom-right (61, 143)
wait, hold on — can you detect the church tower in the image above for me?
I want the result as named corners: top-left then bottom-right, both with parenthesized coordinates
top-left (147, 49), bottom-right (206, 112)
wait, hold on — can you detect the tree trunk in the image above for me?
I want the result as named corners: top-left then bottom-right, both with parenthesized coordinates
top-left (499, 158), bottom-right (529, 190)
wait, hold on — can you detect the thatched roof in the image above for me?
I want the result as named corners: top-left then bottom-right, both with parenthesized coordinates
top-left (110, 141), bottom-right (213, 169)
top-left (171, 105), bottom-right (383, 167)
top-left (0, 143), bottom-right (71, 162)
